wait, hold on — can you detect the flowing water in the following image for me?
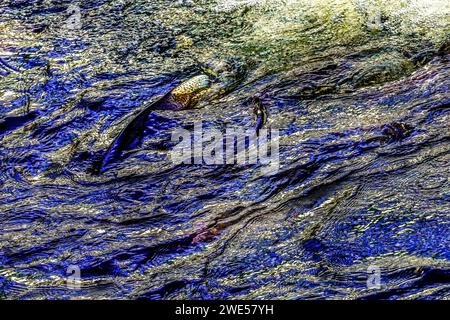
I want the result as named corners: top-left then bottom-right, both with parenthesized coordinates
top-left (0, 0), bottom-right (450, 299)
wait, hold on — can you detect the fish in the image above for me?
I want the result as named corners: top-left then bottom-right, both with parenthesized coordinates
top-left (94, 74), bottom-right (212, 174)
top-left (165, 75), bottom-right (211, 109)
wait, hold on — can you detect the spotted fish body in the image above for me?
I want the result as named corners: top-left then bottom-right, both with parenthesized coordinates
top-left (169, 75), bottom-right (211, 109)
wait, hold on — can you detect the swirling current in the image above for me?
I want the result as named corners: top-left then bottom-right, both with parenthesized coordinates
top-left (0, 0), bottom-right (449, 300)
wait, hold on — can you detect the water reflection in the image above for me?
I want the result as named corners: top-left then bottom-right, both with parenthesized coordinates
top-left (0, 0), bottom-right (449, 299)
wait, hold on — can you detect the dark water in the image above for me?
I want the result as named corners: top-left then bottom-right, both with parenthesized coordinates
top-left (0, 0), bottom-right (449, 299)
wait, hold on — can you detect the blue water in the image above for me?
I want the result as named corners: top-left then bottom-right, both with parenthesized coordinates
top-left (0, 0), bottom-right (449, 299)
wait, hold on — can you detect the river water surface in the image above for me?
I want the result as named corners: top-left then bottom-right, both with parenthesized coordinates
top-left (0, 0), bottom-right (450, 299)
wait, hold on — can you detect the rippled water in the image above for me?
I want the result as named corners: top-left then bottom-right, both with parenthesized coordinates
top-left (0, 0), bottom-right (449, 299)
